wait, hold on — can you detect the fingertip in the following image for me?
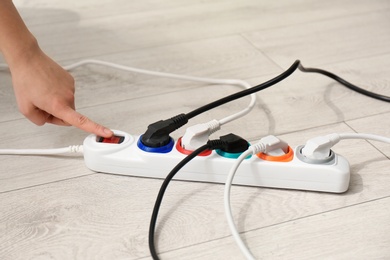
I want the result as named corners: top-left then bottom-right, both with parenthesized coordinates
top-left (101, 127), bottom-right (114, 138)
top-left (80, 121), bottom-right (113, 138)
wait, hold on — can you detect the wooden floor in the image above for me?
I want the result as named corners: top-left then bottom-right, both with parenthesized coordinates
top-left (1, 0), bottom-right (389, 259)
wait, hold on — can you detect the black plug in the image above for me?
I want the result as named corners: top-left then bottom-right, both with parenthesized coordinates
top-left (208, 133), bottom-right (249, 152)
top-left (141, 113), bottom-right (188, 148)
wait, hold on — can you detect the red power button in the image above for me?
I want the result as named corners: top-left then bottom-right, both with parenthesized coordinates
top-left (97, 135), bottom-right (125, 144)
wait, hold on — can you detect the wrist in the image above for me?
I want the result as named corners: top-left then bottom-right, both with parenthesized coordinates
top-left (0, 0), bottom-right (43, 71)
top-left (5, 34), bottom-right (42, 72)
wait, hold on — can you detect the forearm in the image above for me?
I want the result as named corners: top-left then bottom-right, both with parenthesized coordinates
top-left (0, 0), bottom-right (39, 70)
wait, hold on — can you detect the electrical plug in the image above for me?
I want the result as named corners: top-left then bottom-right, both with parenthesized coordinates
top-left (259, 135), bottom-right (289, 155)
top-left (208, 133), bottom-right (249, 152)
top-left (181, 119), bottom-right (221, 151)
top-left (253, 135), bottom-right (294, 162)
top-left (211, 133), bottom-right (249, 159)
top-left (301, 134), bottom-right (341, 160)
top-left (141, 113), bottom-right (188, 148)
top-left (249, 135), bottom-right (289, 154)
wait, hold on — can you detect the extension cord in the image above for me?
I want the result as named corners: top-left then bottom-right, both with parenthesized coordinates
top-left (83, 130), bottom-right (351, 193)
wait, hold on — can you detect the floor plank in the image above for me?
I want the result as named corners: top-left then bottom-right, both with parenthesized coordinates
top-left (161, 196), bottom-right (390, 259)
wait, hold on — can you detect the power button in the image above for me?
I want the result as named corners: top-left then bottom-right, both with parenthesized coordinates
top-left (96, 135), bottom-right (125, 144)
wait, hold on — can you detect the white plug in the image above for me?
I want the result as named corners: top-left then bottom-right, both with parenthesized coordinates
top-left (181, 120), bottom-right (221, 151)
top-left (301, 134), bottom-right (340, 160)
top-left (260, 135), bottom-right (289, 155)
top-left (249, 135), bottom-right (289, 155)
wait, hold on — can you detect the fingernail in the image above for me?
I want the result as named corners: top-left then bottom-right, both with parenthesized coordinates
top-left (104, 128), bottom-right (113, 136)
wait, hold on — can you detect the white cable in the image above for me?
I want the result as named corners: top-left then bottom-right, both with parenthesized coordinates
top-left (224, 140), bottom-right (269, 260)
top-left (223, 135), bottom-right (298, 260)
top-left (0, 145), bottom-right (83, 155)
top-left (337, 133), bottom-right (390, 144)
top-left (62, 59), bottom-right (256, 126)
top-left (0, 64), bottom-right (9, 70)
top-left (66, 60), bottom-right (256, 150)
top-left (224, 148), bottom-right (255, 260)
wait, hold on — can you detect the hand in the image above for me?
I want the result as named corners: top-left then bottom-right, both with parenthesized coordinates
top-left (10, 47), bottom-right (113, 138)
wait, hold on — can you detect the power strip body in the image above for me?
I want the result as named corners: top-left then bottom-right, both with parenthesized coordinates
top-left (83, 131), bottom-right (351, 193)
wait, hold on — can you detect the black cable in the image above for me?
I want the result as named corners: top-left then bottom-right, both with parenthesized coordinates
top-left (185, 60), bottom-right (302, 119)
top-left (186, 60), bottom-right (389, 120)
top-left (298, 63), bottom-right (390, 103)
top-left (148, 143), bottom-right (209, 260)
top-left (142, 60), bottom-right (390, 148)
top-left (142, 61), bottom-right (301, 147)
top-left (148, 134), bottom-right (249, 260)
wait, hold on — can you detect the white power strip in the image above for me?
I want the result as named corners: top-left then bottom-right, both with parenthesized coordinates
top-left (83, 130), bottom-right (351, 193)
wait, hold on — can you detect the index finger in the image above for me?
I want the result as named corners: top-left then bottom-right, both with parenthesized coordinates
top-left (58, 106), bottom-right (113, 138)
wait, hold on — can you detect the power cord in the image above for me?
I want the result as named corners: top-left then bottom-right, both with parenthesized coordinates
top-left (0, 63), bottom-right (8, 70)
top-left (0, 145), bottom-right (83, 155)
top-left (63, 59), bottom-right (257, 127)
top-left (224, 135), bottom-right (291, 260)
top-left (149, 133), bottom-right (249, 260)
top-left (298, 64), bottom-right (390, 102)
top-left (224, 147), bottom-right (258, 260)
